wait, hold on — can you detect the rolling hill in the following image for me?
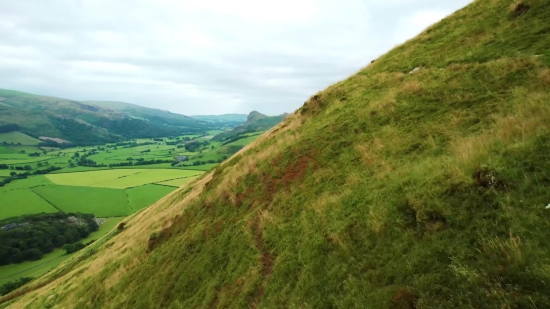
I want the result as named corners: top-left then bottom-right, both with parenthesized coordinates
top-left (3, 0), bottom-right (550, 308)
top-left (0, 90), bottom-right (213, 146)
top-left (190, 114), bottom-right (248, 123)
top-left (211, 111), bottom-right (288, 142)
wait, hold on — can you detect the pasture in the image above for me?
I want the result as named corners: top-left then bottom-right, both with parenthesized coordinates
top-left (127, 185), bottom-right (174, 211)
top-left (32, 185), bottom-right (131, 217)
top-left (157, 177), bottom-right (197, 187)
top-left (45, 169), bottom-right (141, 187)
top-left (0, 130), bottom-right (265, 222)
top-left (0, 190), bottom-right (58, 220)
top-left (0, 132), bottom-right (41, 145)
top-left (0, 175), bottom-right (52, 191)
top-left (90, 169), bottom-right (204, 188)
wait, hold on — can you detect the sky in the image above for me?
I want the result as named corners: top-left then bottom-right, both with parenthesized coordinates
top-left (0, 0), bottom-right (472, 116)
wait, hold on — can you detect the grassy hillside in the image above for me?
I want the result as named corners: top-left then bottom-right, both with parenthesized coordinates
top-left (0, 132), bottom-right (41, 146)
top-left (0, 90), bottom-right (216, 145)
top-left (4, 0), bottom-right (550, 308)
top-left (83, 101), bottom-right (207, 128)
top-left (190, 114), bottom-right (248, 123)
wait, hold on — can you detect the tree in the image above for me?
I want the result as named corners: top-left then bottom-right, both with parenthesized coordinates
top-left (10, 172), bottom-right (16, 177)
top-left (24, 165), bottom-right (32, 170)
top-left (62, 244), bottom-right (76, 254)
top-left (73, 152), bottom-right (80, 158)
top-left (37, 162), bottom-right (43, 167)
top-left (117, 222), bottom-right (126, 231)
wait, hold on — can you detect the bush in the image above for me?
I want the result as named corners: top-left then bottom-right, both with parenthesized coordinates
top-left (0, 277), bottom-right (33, 296)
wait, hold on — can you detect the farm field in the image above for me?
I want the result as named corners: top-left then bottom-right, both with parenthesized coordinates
top-left (45, 169), bottom-right (141, 187)
top-left (0, 175), bottom-right (52, 191)
top-left (0, 129), bottom-right (266, 222)
top-left (0, 132), bottom-right (41, 145)
top-left (33, 185), bottom-right (131, 217)
top-left (157, 177), bottom-right (197, 188)
top-left (0, 249), bottom-right (69, 286)
top-left (0, 190), bottom-right (58, 220)
top-left (89, 169), bottom-right (204, 188)
top-left (127, 185), bottom-right (174, 211)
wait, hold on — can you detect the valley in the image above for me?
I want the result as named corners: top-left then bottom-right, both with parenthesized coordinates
top-left (0, 107), bottom-right (283, 295)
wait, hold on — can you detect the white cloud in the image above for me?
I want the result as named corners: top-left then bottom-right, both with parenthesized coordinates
top-left (0, 0), bottom-right (472, 115)
top-left (394, 9), bottom-right (451, 43)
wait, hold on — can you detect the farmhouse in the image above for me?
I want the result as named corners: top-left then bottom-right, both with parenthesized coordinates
top-left (174, 155), bottom-right (188, 162)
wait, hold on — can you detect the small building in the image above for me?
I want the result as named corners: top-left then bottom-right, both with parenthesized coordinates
top-left (1, 223), bottom-right (19, 231)
top-left (175, 156), bottom-right (188, 162)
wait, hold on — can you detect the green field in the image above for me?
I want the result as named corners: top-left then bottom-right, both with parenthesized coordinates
top-left (156, 177), bottom-right (197, 187)
top-left (0, 175), bottom-right (52, 191)
top-left (127, 185), bottom-right (174, 211)
top-left (90, 169), bottom-right (204, 188)
top-left (48, 166), bottom-right (110, 174)
top-left (0, 146), bottom-right (15, 154)
top-left (32, 185), bottom-right (130, 217)
top-left (45, 169), bottom-right (142, 187)
top-left (0, 249), bottom-right (70, 286)
top-left (0, 190), bottom-right (58, 220)
top-left (0, 132), bottom-right (41, 145)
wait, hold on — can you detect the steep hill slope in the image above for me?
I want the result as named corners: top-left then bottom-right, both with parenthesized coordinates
top-left (4, 0), bottom-right (550, 308)
top-left (0, 90), bottom-right (212, 145)
top-left (212, 111), bottom-right (288, 142)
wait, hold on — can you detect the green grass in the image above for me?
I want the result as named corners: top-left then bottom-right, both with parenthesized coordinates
top-left (48, 166), bottom-right (110, 174)
top-left (179, 164), bottom-right (219, 171)
top-left (0, 249), bottom-right (70, 286)
top-left (0, 176), bottom-right (52, 192)
top-left (89, 169), bottom-right (204, 189)
top-left (32, 185), bottom-right (131, 217)
top-left (0, 190), bottom-right (58, 220)
top-left (0, 146), bottom-right (15, 154)
top-left (45, 169), bottom-right (141, 187)
top-left (79, 217), bottom-right (126, 244)
top-left (0, 132), bottom-right (41, 145)
top-left (126, 185), bottom-right (175, 211)
top-left (156, 177), bottom-right (197, 187)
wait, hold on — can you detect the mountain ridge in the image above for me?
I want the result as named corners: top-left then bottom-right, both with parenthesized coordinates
top-left (211, 111), bottom-right (288, 142)
top-left (0, 89), bottom-right (216, 145)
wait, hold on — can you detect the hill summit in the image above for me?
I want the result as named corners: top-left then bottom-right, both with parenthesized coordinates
top-left (211, 111), bottom-right (287, 142)
top-left (4, 0), bottom-right (550, 308)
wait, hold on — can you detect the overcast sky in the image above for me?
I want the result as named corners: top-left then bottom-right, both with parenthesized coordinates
top-left (0, 0), bottom-right (472, 116)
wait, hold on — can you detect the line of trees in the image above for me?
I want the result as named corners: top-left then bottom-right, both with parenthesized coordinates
top-left (0, 166), bottom-right (63, 187)
top-left (0, 213), bottom-right (99, 265)
top-left (109, 158), bottom-right (172, 168)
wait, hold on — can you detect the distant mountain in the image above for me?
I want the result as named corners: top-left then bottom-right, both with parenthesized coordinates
top-left (211, 111), bottom-right (288, 142)
top-left (83, 100), bottom-right (209, 129)
top-left (0, 89), bottom-right (214, 146)
top-left (190, 114), bottom-right (248, 123)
